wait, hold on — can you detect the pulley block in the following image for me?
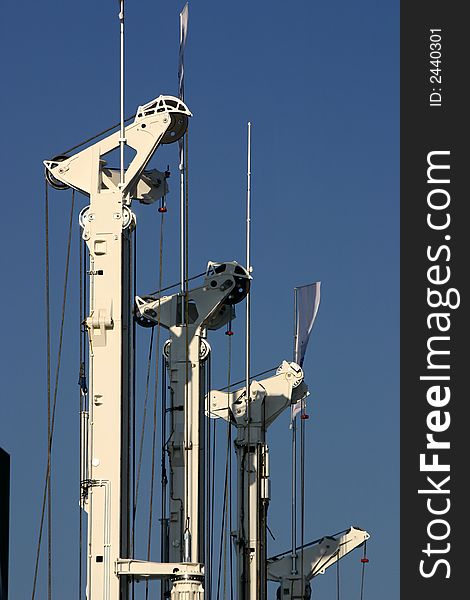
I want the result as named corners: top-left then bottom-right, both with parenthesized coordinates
top-left (44, 155), bottom-right (70, 190)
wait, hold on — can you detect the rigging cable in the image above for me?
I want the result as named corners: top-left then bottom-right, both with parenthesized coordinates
top-left (210, 392), bottom-right (217, 590)
top-left (78, 215), bottom-right (86, 600)
top-left (336, 549), bottom-right (340, 600)
top-left (359, 541), bottom-right (368, 600)
top-left (215, 423), bottom-right (231, 600)
top-left (215, 334), bottom-right (233, 600)
top-left (78, 218), bottom-right (82, 600)
top-left (185, 131), bottom-right (189, 288)
top-left (145, 210), bottom-right (165, 600)
top-left (291, 417), bottom-right (297, 576)
top-left (267, 528), bottom-right (352, 561)
top-left (46, 181), bottom-right (52, 600)
top-left (131, 224), bottom-right (137, 600)
top-left (300, 401), bottom-right (306, 597)
top-left (224, 336), bottom-right (233, 600)
top-left (58, 115), bottom-right (134, 158)
top-left (223, 424), bottom-right (232, 600)
top-left (134, 329), bottom-right (155, 516)
top-left (229, 392), bottom-right (234, 600)
top-left (32, 187), bottom-right (75, 600)
top-left (183, 126), bottom-right (191, 559)
top-left (160, 353), bottom-right (169, 600)
top-left (291, 288), bottom-right (298, 579)
top-left (218, 367), bottom-right (277, 392)
top-left (205, 353), bottom-right (212, 600)
top-left (149, 271), bottom-right (205, 297)
top-left (245, 122), bottom-right (252, 600)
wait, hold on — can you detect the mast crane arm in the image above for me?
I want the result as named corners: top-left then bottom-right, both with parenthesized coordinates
top-left (208, 360), bottom-right (308, 426)
top-left (267, 526), bottom-right (370, 582)
top-left (44, 95), bottom-right (191, 202)
top-left (135, 261), bottom-right (250, 332)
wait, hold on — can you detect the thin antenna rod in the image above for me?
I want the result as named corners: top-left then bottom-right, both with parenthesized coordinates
top-left (178, 6), bottom-right (187, 293)
top-left (245, 122), bottom-right (252, 596)
top-left (291, 418), bottom-right (297, 574)
top-left (179, 144), bottom-right (185, 292)
top-left (291, 288), bottom-right (299, 575)
top-left (245, 122), bottom-right (252, 402)
top-left (119, 0), bottom-right (125, 189)
top-left (293, 288), bottom-right (299, 363)
top-left (246, 122), bottom-right (252, 275)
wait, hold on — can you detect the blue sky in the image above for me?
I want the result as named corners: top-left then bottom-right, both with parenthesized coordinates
top-left (0, 1), bottom-right (399, 598)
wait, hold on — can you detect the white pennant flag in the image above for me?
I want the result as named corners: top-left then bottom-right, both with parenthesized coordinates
top-left (290, 281), bottom-right (321, 426)
top-left (291, 397), bottom-right (305, 420)
top-left (294, 281), bottom-right (321, 368)
top-left (178, 3), bottom-right (189, 100)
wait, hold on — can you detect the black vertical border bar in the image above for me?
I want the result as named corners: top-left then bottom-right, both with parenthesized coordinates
top-left (0, 448), bottom-right (10, 600)
top-left (401, 3), bottom-right (468, 599)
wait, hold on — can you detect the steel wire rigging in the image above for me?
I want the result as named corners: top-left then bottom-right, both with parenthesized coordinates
top-left (215, 335), bottom-right (234, 600)
top-left (78, 222), bottom-right (87, 600)
top-left (145, 210), bottom-right (166, 600)
top-left (32, 186), bottom-right (75, 600)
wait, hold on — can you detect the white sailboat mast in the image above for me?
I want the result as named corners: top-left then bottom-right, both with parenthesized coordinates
top-left (45, 94), bottom-right (193, 599)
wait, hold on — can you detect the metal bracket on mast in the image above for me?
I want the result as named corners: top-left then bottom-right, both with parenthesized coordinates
top-left (86, 307), bottom-right (113, 348)
top-left (115, 559), bottom-right (204, 581)
top-left (135, 261), bottom-right (251, 333)
top-left (209, 361), bottom-right (308, 427)
top-left (267, 526), bottom-right (370, 600)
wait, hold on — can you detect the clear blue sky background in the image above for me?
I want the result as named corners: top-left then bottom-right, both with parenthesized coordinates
top-left (0, 1), bottom-right (398, 598)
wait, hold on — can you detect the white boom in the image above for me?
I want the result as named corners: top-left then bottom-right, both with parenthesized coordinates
top-left (267, 526), bottom-right (370, 600)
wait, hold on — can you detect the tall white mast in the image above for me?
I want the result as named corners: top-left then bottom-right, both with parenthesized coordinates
top-left (45, 94), bottom-right (192, 600)
top-left (136, 262), bottom-right (250, 600)
top-left (210, 363), bottom-right (309, 600)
